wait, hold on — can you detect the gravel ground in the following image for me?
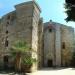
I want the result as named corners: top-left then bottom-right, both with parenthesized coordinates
top-left (0, 68), bottom-right (75, 75)
top-left (27, 68), bottom-right (75, 75)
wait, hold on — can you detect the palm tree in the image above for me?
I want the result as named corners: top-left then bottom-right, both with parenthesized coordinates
top-left (11, 41), bottom-right (31, 72)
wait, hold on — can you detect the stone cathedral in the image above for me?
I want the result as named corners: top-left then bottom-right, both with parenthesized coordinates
top-left (0, 0), bottom-right (74, 71)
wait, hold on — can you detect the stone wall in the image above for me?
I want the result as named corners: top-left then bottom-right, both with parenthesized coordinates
top-left (0, 1), bottom-right (41, 71)
top-left (55, 24), bottom-right (61, 67)
top-left (31, 1), bottom-right (41, 71)
top-left (0, 18), bottom-right (4, 68)
top-left (44, 22), bottom-right (56, 67)
top-left (44, 21), bottom-right (74, 67)
top-left (61, 25), bottom-right (74, 66)
top-left (38, 18), bottom-right (43, 68)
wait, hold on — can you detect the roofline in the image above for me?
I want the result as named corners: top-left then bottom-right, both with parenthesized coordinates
top-left (44, 21), bottom-right (74, 29)
top-left (15, 1), bottom-right (41, 12)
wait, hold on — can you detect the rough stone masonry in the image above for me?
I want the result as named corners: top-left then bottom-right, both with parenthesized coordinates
top-left (0, 0), bottom-right (74, 72)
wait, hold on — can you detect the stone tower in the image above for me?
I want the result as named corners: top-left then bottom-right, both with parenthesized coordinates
top-left (0, 1), bottom-right (41, 71)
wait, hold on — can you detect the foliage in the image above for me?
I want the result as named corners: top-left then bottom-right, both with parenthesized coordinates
top-left (65, 0), bottom-right (75, 5)
top-left (11, 40), bottom-right (36, 69)
top-left (12, 40), bottom-right (30, 53)
top-left (22, 56), bottom-right (36, 65)
top-left (65, 0), bottom-right (75, 22)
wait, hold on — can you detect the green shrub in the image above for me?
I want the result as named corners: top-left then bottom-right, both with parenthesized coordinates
top-left (22, 56), bottom-right (36, 65)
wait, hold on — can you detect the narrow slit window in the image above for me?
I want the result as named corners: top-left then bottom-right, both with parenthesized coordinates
top-left (62, 42), bottom-right (65, 49)
top-left (5, 40), bottom-right (8, 47)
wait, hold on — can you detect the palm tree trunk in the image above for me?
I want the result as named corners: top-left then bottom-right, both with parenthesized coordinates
top-left (15, 52), bottom-right (21, 72)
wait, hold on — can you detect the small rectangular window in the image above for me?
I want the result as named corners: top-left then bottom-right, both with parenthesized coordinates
top-left (62, 42), bottom-right (65, 49)
top-left (49, 29), bottom-right (52, 32)
top-left (6, 30), bottom-right (8, 34)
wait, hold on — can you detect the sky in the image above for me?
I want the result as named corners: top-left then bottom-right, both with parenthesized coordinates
top-left (0, 0), bottom-right (75, 28)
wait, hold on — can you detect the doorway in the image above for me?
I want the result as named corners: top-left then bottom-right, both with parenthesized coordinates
top-left (47, 59), bottom-right (53, 67)
top-left (3, 56), bottom-right (9, 69)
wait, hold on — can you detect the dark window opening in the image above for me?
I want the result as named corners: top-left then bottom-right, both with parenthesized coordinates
top-left (4, 56), bottom-right (8, 63)
top-left (62, 42), bottom-right (65, 49)
top-left (7, 15), bottom-right (10, 20)
top-left (7, 21), bottom-right (9, 24)
top-left (49, 29), bottom-right (52, 32)
top-left (47, 59), bottom-right (53, 67)
top-left (6, 30), bottom-right (8, 34)
top-left (3, 56), bottom-right (9, 69)
top-left (5, 40), bottom-right (8, 47)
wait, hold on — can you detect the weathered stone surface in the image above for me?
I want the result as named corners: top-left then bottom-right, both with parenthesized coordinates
top-left (44, 21), bottom-right (74, 67)
top-left (0, 1), bottom-right (41, 71)
top-left (0, 0), bottom-right (74, 71)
